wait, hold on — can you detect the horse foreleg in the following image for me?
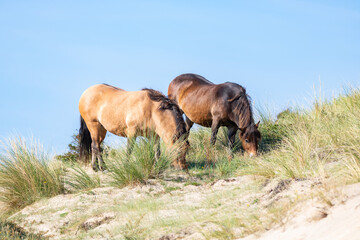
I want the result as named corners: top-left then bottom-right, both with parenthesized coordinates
top-left (185, 115), bottom-right (194, 133)
top-left (227, 126), bottom-right (238, 150)
top-left (154, 136), bottom-right (160, 161)
top-left (210, 119), bottom-right (220, 145)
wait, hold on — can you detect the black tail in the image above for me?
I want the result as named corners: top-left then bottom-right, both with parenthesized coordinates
top-left (79, 116), bottom-right (92, 161)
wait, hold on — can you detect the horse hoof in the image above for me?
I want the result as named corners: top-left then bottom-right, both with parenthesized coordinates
top-left (175, 163), bottom-right (188, 170)
top-left (179, 165), bottom-right (188, 170)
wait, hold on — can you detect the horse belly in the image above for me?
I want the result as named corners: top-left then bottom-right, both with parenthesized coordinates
top-left (181, 103), bottom-right (213, 127)
top-left (98, 105), bottom-right (127, 137)
top-left (100, 119), bottom-right (127, 137)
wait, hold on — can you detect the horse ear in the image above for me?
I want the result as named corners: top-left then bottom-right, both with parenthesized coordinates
top-left (255, 121), bottom-right (260, 128)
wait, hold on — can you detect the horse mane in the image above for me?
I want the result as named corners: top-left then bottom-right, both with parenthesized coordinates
top-left (142, 88), bottom-right (176, 110)
top-left (229, 90), bottom-right (254, 129)
top-left (142, 88), bottom-right (187, 140)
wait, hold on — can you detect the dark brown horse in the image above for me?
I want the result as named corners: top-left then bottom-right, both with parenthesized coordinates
top-left (79, 84), bottom-right (189, 171)
top-left (168, 74), bottom-right (261, 156)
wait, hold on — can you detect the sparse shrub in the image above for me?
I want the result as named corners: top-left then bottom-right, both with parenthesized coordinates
top-left (0, 137), bottom-right (65, 211)
top-left (0, 219), bottom-right (44, 240)
top-left (56, 133), bottom-right (81, 163)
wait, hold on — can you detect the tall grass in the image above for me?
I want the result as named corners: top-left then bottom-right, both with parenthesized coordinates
top-left (184, 88), bottom-right (360, 184)
top-left (0, 137), bottom-right (65, 211)
top-left (64, 163), bottom-right (101, 192)
top-left (240, 88), bottom-right (360, 182)
top-left (105, 135), bottom-right (176, 187)
top-left (184, 127), bottom-right (249, 181)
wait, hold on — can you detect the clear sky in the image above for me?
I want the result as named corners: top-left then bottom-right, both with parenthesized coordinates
top-left (0, 0), bottom-right (359, 153)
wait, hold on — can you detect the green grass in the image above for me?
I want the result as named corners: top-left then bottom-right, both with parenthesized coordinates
top-left (64, 163), bottom-right (101, 192)
top-left (185, 127), bottom-right (244, 181)
top-left (105, 135), bottom-right (177, 187)
top-left (239, 88), bottom-right (360, 182)
top-left (2, 88), bottom-right (360, 239)
top-left (0, 137), bottom-right (65, 212)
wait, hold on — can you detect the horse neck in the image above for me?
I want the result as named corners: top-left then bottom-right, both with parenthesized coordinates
top-left (152, 110), bottom-right (179, 145)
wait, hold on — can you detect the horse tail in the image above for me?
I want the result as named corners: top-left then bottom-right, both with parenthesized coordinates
top-left (79, 116), bottom-right (92, 161)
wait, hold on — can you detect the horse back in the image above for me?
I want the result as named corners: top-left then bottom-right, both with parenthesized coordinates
top-left (168, 74), bottom-right (247, 126)
top-left (79, 84), bottom-right (153, 136)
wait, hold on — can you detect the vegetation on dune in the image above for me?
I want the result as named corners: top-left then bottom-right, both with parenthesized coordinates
top-left (0, 137), bottom-right (65, 212)
top-left (183, 88), bottom-right (360, 184)
top-left (240, 88), bottom-right (360, 182)
top-left (63, 163), bottom-right (101, 192)
top-left (0, 219), bottom-right (44, 240)
top-left (1, 88), bottom-right (360, 239)
top-left (56, 134), bottom-right (80, 163)
top-left (105, 134), bottom-right (176, 187)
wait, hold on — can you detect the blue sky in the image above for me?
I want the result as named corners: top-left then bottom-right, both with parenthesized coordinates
top-left (0, 1), bottom-right (359, 153)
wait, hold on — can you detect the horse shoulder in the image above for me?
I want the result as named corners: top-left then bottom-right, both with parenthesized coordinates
top-left (123, 92), bottom-right (152, 127)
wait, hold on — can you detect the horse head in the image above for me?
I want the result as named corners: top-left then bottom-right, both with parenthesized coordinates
top-left (143, 88), bottom-right (189, 168)
top-left (239, 121), bottom-right (261, 157)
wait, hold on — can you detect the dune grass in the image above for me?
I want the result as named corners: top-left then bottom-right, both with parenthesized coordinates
top-left (105, 134), bottom-right (177, 187)
top-left (181, 88), bottom-right (360, 186)
top-left (239, 88), bottom-right (360, 183)
top-left (0, 137), bottom-right (65, 212)
top-left (63, 163), bottom-right (101, 193)
top-left (1, 88), bottom-right (360, 239)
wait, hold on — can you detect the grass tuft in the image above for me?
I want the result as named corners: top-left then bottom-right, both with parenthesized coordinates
top-left (0, 137), bottom-right (65, 212)
top-left (106, 134), bottom-right (176, 187)
top-left (64, 163), bottom-right (101, 192)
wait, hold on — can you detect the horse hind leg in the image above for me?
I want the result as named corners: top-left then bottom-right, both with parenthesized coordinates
top-left (87, 122), bottom-right (107, 171)
top-left (91, 142), bottom-right (100, 171)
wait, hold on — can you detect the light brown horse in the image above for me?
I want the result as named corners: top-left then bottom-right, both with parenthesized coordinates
top-left (168, 74), bottom-right (261, 156)
top-left (79, 84), bottom-right (189, 171)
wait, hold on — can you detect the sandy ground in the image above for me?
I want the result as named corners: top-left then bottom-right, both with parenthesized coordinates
top-left (7, 174), bottom-right (360, 240)
top-left (241, 183), bottom-right (360, 240)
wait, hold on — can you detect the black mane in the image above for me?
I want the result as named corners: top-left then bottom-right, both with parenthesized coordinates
top-left (231, 90), bottom-right (254, 129)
